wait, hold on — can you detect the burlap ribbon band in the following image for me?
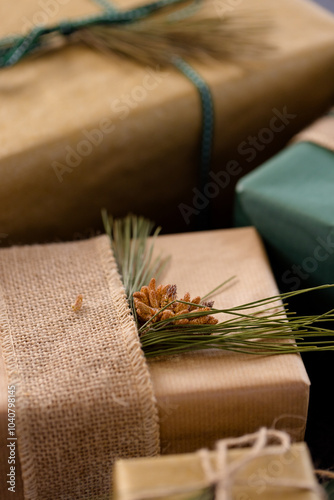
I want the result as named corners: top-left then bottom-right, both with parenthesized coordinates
top-left (0, 235), bottom-right (159, 499)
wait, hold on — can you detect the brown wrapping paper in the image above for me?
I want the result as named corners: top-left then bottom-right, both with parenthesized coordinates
top-left (1, 0), bottom-right (334, 242)
top-left (148, 227), bottom-right (310, 454)
top-left (0, 227), bottom-right (310, 498)
top-left (113, 441), bottom-right (321, 500)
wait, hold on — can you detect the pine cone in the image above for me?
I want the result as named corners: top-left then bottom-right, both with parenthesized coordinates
top-left (133, 278), bottom-right (218, 326)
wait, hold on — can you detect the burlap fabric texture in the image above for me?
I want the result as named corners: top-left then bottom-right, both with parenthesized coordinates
top-left (0, 235), bottom-right (160, 499)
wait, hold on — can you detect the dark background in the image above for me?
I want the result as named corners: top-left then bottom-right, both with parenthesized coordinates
top-left (264, 0), bottom-right (334, 466)
top-left (302, 0), bottom-right (334, 476)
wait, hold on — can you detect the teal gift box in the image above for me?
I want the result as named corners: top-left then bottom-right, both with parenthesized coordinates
top-left (234, 112), bottom-right (334, 307)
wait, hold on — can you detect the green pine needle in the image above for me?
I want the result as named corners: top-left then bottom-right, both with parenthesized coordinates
top-left (103, 212), bottom-right (334, 359)
top-left (102, 210), bottom-right (170, 317)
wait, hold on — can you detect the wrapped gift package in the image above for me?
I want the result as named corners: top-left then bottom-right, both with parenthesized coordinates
top-left (0, 227), bottom-right (310, 498)
top-left (1, 0), bottom-right (334, 243)
top-left (233, 112), bottom-right (334, 472)
top-left (113, 434), bottom-right (322, 500)
top-left (234, 112), bottom-right (334, 306)
top-left (148, 228), bottom-right (310, 454)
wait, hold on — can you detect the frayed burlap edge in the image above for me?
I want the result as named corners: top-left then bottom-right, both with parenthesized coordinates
top-left (0, 235), bottom-right (160, 499)
top-left (94, 236), bottom-right (160, 457)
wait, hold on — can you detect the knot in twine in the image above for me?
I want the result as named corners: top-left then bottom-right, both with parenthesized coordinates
top-left (0, 0), bottom-right (189, 68)
top-left (125, 428), bottom-right (325, 500)
top-left (197, 427), bottom-right (325, 500)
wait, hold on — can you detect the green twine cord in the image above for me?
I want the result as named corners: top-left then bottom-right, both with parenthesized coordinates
top-left (93, 0), bottom-right (214, 195)
top-left (92, 0), bottom-right (119, 12)
top-left (0, 0), bottom-right (215, 228)
top-left (172, 56), bottom-right (214, 196)
top-left (0, 0), bottom-right (189, 68)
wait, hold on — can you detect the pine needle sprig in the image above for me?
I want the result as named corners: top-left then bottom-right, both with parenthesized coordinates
top-left (139, 285), bottom-right (334, 357)
top-left (102, 211), bottom-right (170, 316)
top-left (103, 213), bottom-right (334, 359)
top-left (75, 13), bottom-right (273, 67)
top-left (1, 0), bottom-right (273, 69)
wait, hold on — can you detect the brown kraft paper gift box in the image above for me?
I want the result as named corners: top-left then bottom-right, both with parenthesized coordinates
top-left (1, 0), bottom-right (334, 242)
top-left (0, 227), bottom-right (310, 498)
